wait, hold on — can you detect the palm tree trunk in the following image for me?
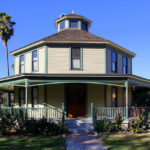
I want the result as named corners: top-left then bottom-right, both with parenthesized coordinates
top-left (5, 43), bottom-right (10, 76)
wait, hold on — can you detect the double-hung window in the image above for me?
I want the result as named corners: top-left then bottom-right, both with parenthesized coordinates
top-left (112, 51), bottom-right (117, 72)
top-left (69, 20), bottom-right (78, 28)
top-left (123, 56), bottom-right (128, 74)
top-left (111, 87), bottom-right (118, 107)
top-left (19, 88), bottom-right (25, 107)
top-left (32, 87), bottom-right (38, 108)
top-left (20, 55), bottom-right (24, 74)
top-left (71, 48), bottom-right (81, 69)
top-left (60, 21), bottom-right (65, 31)
top-left (32, 50), bottom-right (38, 72)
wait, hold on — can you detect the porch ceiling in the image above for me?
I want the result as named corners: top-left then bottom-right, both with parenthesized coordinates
top-left (0, 73), bottom-right (149, 90)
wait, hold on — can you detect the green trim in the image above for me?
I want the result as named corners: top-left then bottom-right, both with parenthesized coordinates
top-left (104, 85), bottom-right (107, 107)
top-left (13, 56), bottom-right (16, 74)
top-left (104, 47), bottom-right (107, 74)
top-left (69, 47), bottom-right (72, 70)
top-left (44, 46), bottom-right (48, 73)
top-left (125, 80), bottom-right (129, 119)
top-left (25, 79), bottom-right (29, 108)
top-left (80, 48), bottom-right (83, 70)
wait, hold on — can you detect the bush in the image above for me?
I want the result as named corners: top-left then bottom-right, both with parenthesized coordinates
top-left (0, 108), bottom-right (68, 136)
top-left (114, 113), bottom-right (124, 132)
top-left (96, 120), bottom-right (115, 133)
top-left (130, 107), bottom-right (146, 133)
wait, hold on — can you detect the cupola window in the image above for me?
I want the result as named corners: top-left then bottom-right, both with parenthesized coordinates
top-left (69, 20), bottom-right (78, 28)
top-left (60, 21), bottom-right (65, 31)
top-left (81, 22), bottom-right (88, 31)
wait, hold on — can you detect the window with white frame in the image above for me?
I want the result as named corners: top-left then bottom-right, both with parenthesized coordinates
top-left (71, 48), bottom-right (81, 69)
top-left (20, 55), bottom-right (24, 74)
top-left (123, 56), bottom-right (128, 74)
top-left (32, 87), bottom-right (38, 108)
top-left (19, 88), bottom-right (25, 107)
top-left (32, 50), bottom-right (38, 71)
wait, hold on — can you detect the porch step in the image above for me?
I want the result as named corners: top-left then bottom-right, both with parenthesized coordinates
top-left (65, 118), bottom-right (94, 133)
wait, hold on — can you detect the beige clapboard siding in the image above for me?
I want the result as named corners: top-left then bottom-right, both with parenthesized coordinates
top-left (14, 56), bottom-right (19, 75)
top-left (47, 47), bottom-right (105, 74)
top-left (38, 47), bottom-right (45, 73)
top-left (25, 52), bottom-right (31, 73)
top-left (47, 84), bottom-right (64, 108)
top-left (87, 84), bottom-right (105, 116)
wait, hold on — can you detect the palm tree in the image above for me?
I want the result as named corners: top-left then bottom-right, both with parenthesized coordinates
top-left (0, 12), bottom-right (16, 76)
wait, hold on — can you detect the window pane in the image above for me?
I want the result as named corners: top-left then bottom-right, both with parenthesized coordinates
top-left (112, 62), bottom-right (116, 72)
top-left (32, 50), bottom-right (38, 71)
top-left (72, 59), bottom-right (80, 69)
top-left (60, 21), bottom-right (65, 30)
top-left (71, 48), bottom-right (80, 58)
top-left (20, 55), bottom-right (24, 62)
top-left (20, 89), bottom-right (25, 106)
top-left (32, 50), bottom-right (37, 59)
top-left (81, 22), bottom-right (87, 31)
top-left (21, 65), bottom-right (24, 73)
top-left (123, 56), bottom-right (127, 65)
top-left (69, 20), bottom-right (78, 28)
top-left (112, 51), bottom-right (116, 62)
top-left (33, 61), bottom-right (38, 71)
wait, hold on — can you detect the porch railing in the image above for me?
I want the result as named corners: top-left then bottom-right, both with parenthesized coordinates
top-left (0, 104), bottom-right (66, 123)
top-left (92, 106), bottom-right (150, 120)
top-left (94, 107), bottom-right (127, 119)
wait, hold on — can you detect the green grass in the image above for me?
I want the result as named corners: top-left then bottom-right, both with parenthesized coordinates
top-left (0, 136), bottom-right (65, 150)
top-left (100, 130), bottom-right (150, 150)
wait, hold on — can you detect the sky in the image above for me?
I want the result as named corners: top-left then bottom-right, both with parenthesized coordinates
top-left (0, 0), bottom-right (150, 78)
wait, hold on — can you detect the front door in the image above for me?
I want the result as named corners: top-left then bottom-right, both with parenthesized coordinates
top-left (66, 84), bottom-right (86, 118)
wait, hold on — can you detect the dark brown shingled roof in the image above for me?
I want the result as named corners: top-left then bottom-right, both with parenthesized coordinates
top-left (43, 29), bottom-right (108, 42)
top-left (10, 29), bottom-right (136, 57)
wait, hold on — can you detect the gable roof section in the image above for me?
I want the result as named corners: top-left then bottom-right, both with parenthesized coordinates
top-left (10, 29), bottom-right (136, 57)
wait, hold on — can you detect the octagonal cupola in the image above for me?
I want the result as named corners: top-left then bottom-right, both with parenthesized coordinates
top-left (55, 12), bottom-right (92, 32)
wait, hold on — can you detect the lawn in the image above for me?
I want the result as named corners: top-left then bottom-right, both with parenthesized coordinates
top-left (0, 136), bottom-right (65, 150)
top-left (100, 130), bottom-right (150, 150)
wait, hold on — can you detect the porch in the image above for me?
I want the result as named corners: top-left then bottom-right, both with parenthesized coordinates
top-left (0, 73), bottom-right (150, 121)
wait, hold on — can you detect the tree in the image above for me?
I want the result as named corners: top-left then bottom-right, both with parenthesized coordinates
top-left (0, 12), bottom-right (16, 76)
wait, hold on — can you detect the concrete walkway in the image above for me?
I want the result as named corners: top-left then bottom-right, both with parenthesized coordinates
top-left (65, 119), bottom-right (107, 150)
top-left (66, 133), bottom-right (107, 150)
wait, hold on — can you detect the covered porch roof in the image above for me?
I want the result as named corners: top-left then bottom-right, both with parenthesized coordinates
top-left (0, 73), bottom-right (150, 90)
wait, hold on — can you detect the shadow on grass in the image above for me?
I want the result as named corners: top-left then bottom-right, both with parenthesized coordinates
top-left (101, 132), bottom-right (150, 150)
top-left (0, 136), bottom-right (65, 150)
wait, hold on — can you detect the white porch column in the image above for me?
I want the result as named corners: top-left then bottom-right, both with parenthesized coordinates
top-left (125, 80), bottom-right (129, 119)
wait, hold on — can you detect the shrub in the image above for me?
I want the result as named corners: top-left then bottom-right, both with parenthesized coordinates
top-left (96, 120), bottom-right (115, 133)
top-left (130, 107), bottom-right (146, 133)
top-left (114, 113), bottom-right (124, 132)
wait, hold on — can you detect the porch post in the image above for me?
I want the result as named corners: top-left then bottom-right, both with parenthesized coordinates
top-left (125, 80), bottom-right (129, 119)
top-left (25, 79), bottom-right (29, 108)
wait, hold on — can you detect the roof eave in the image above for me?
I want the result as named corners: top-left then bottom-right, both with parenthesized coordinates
top-left (10, 40), bottom-right (135, 58)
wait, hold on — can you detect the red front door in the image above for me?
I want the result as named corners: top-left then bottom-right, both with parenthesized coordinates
top-left (66, 84), bottom-right (86, 118)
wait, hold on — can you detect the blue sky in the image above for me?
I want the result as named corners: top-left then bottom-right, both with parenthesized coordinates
top-left (0, 0), bottom-right (150, 78)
